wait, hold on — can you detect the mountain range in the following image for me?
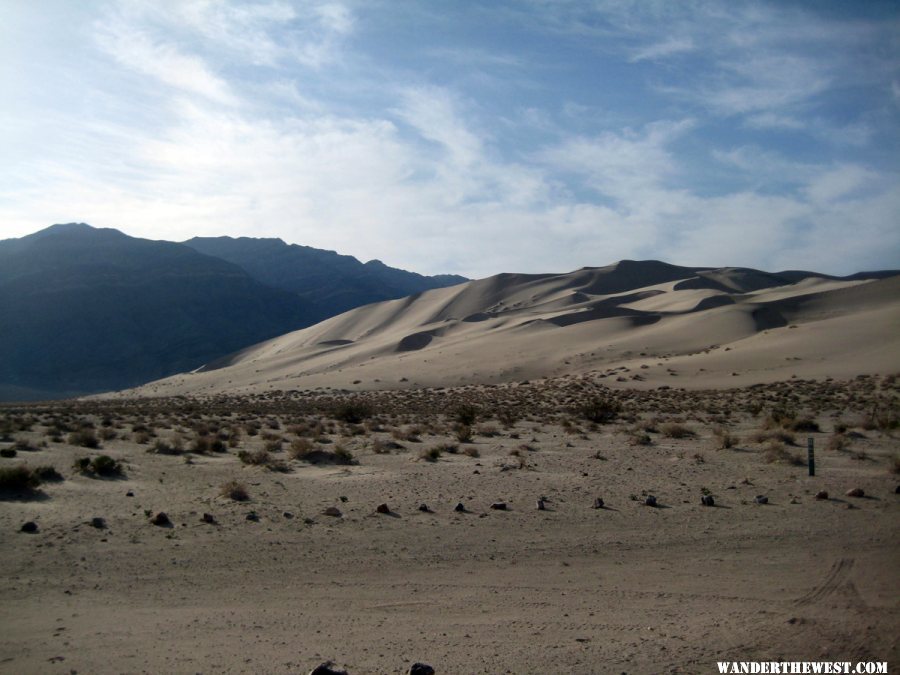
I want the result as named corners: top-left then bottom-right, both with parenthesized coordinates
top-left (0, 223), bottom-right (465, 400)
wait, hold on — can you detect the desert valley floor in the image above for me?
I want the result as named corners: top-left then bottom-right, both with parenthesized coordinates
top-left (1, 375), bottom-right (898, 674)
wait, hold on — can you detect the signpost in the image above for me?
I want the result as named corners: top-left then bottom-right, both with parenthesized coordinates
top-left (807, 437), bottom-right (815, 476)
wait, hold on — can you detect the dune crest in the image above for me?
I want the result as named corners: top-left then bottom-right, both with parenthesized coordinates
top-left (120, 262), bottom-right (899, 397)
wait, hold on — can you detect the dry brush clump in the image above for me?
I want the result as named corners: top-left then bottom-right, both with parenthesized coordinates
top-left (74, 455), bottom-right (124, 477)
top-left (763, 441), bottom-right (805, 466)
top-left (220, 479), bottom-right (249, 501)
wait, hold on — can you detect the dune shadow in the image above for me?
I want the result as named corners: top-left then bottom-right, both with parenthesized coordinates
top-left (0, 488), bottom-right (50, 502)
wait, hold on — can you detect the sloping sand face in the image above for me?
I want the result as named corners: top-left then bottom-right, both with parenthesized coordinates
top-left (2, 377), bottom-right (898, 673)
top-left (117, 266), bottom-right (899, 400)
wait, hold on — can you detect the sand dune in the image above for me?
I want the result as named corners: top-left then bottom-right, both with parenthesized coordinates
top-left (118, 261), bottom-right (898, 398)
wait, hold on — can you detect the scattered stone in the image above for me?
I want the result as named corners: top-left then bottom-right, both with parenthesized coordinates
top-left (895, 485), bottom-right (900, 494)
top-left (754, 495), bottom-right (768, 505)
top-left (700, 495), bottom-right (715, 507)
top-left (454, 502), bottom-right (465, 512)
top-left (150, 512), bottom-right (171, 527)
top-left (282, 511), bottom-right (294, 519)
top-left (245, 512), bottom-right (260, 522)
top-left (323, 506), bottom-right (342, 517)
top-left (126, 490), bottom-right (134, 497)
top-left (90, 517), bottom-right (107, 529)
top-left (537, 499), bottom-right (546, 511)
top-left (644, 495), bottom-right (657, 507)
top-left (592, 497), bottom-right (604, 509)
top-left (790, 497), bottom-right (800, 504)
top-left (339, 496), bottom-right (348, 502)
top-left (309, 661), bottom-right (348, 675)
top-left (201, 513), bottom-right (216, 524)
top-left (304, 517), bottom-right (316, 525)
top-left (845, 503), bottom-right (856, 510)
top-left (845, 487), bottom-right (865, 498)
top-left (490, 502), bottom-right (507, 511)
top-left (408, 664), bottom-right (435, 675)
top-left (375, 503), bottom-right (391, 514)
top-left (20, 521), bottom-right (38, 534)
top-left (815, 491), bottom-right (829, 500)
top-left (418, 503), bottom-right (430, 512)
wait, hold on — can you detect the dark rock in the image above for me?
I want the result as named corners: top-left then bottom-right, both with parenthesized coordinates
top-left (815, 491), bottom-right (829, 500)
top-left (454, 502), bottom-right (465, 512)
top-left (593, 497), bottom-right (604, 509)
top-left (150, 512), bottom-right (171, 527)
top-left (845, 487), bottom-right (865, 498)
top-left (700, 495), bottom-right (715, 507)
top-left (490, 502), bottom-right (507, 510)
top-left (308, 661), bottom-right (348, 675)
top-left (537, 499), bottom-right (546, 510)
top-left (754, 495), bottom-right (768, 505)
top-left (323, 506), bottom-right (342, 517)
top-left (418, 503), bottom-right (430, 512)
top-left (339, 496), bottom-right (348, 502)
top-left (90, 517), bottom-right (107, 529)
top-left (245, 512), bottom-right (260, 522)
top-left (282, 511), bottom-right (294, 519)
top-left (20, 521), bottom-right (38, 533)
top-left (644, 495), bottom-right (657, 507)
top-left (126, 490), bottom-right (134, 497)
top-left (408, 664), bottom-right (435, 675)
top-left (375, 503), bottom-right (391, 514)
top-left (201, 513), bottom-right (216, 524)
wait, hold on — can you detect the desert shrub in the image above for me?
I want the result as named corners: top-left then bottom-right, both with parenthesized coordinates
top-left (788, 417), bottom-right (820, 433)
top-left (333, 445), bottom-right (355, 464)
top-left (476, 423), bottom-right (500, 437)
top-left (462, 446), bottom-right (479, 458)
top-left (264, 438), bottom-right (283, 453)
top-left (68, 428), bottom-right (100, 449)
top-left (0, 465), bottom-right (41, 492)
top-left (496, 408), bottom-right (519, 428)
top-left (98, 427), bottom-right (118, 441)
top-left (220, 480), bottom-right (249, 501)
top-left (454, 404), bottom-right (480, 426)
top-left (14, 438), bottom-right (41, 452)
top-left (75, 455), bottom-right (124, 477)
top-left (334, 401), bottom-right (373, 424)
top-left (713, 426), bottom-right (738, 449)
top-left (238, 449), bottom-right (271, 466)
top-left (192, 435), bottom-right (225, 454)
top-left (370, 438), bottom-right (403, 454)
top-left (763, 441), bottom-right (805, 466)
top-left (289, 438), bottom-right (314, 460)
top-left (419, 446), bottom-right (443, 462)
top-left (575, 395), bottom-right (621, 424)
top-left (826, 433), bottom-right (848, 452)
top-left (33, 466), bottom-right (63, 482)
top-left (434, 442), bottom-right (459, 454)
top-left (660, 423), bottom-right (695, 439)
top-left (891, 454), bottom-right (900, 474)
top-left (455, 424), bottom-right (473, 443)
top-left (133, 431), bottom-right (151, 445)
top-left (150, 438), bottom-right (184, 455)
top-left (629, 432), bottom-right (652, 446)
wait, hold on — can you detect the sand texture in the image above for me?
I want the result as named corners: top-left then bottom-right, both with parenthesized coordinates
top-left (2, 376), bottom-right (898, 673)
top-left (113, 262), bottom-right (900, 399)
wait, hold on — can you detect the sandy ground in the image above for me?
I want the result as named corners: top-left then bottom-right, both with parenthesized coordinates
top-left (1, 378), bottom-right (898, 674)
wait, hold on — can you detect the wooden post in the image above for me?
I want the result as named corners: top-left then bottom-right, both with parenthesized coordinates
top-left (807, 437), bottom-right (815, 476)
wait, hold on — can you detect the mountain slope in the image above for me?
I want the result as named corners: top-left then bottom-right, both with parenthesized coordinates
top-left (122, 261), bottom-right (900, 397)
top-left (183, 236), bottom-right (467, 322)
top-left (0, 224), bottom-right (314, 399)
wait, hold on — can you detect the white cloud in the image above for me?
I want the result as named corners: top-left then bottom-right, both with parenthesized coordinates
top-left (629, 36), bottom-right (694, 63)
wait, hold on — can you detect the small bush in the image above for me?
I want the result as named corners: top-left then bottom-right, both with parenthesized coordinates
top-left (334, 401), bottom-right (373, 424)
top-left (763, 442), bottom-right (805, 466)
top-left (221, 480), bottom-right (249, 501)
top-left (419, 447), bottom-right (443, 462)
top-left (462, 446), bottom-right (480, 458)
top-left (150, 438), bottom-right (184, 455)
top-left (660, 423), bottom-right (695, 439)
top-left (713, 426), bottom-right (737, 449)
top-left (0, 465), bottom-right (41, 492)
top-left (34, 466), bottom-right (63, 482)
top-left (68, 428), bottom-right (100, 449)
top-left (75, 455), bottom-right (124, 477)
top-left (455, 424), bottom-right (473, 443)
top-left (238, 449), bottom-right (271, 466)
top-left (575, 395), bottom-right (621, 424)
top-left (289, 438), bottom-right (314, 459)
top-left (192, 435), bottom-right (226, 454)
top-left (454, 404), bottom-right (479, 426)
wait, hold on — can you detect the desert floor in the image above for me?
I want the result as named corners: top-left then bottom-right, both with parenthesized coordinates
top-left (1, 376), bottom-right (898, 674)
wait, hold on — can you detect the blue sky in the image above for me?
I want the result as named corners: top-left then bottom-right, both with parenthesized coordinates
top-left (1, 1), bottom-right (898, 277)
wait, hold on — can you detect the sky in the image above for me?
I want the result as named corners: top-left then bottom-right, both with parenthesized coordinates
top-left (1, 0), bottom-right (898, 278)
